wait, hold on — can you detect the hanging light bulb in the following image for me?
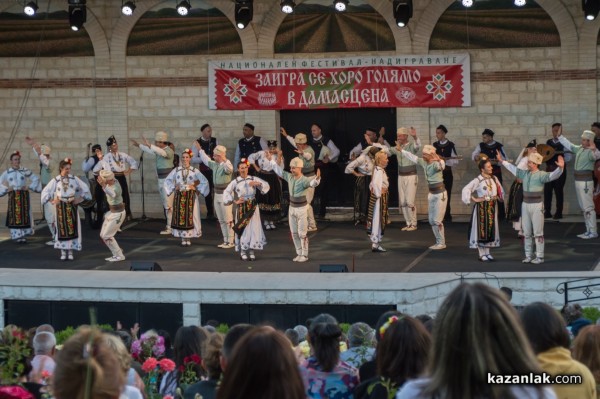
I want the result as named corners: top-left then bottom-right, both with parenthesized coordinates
top-left (514, 0), bottom-right (526, 6)
top-left (462, 0), bottom-right (473, 7)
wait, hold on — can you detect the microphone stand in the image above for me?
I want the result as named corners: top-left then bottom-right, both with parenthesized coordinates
top-left (139, 152), bottom-right (147, 220)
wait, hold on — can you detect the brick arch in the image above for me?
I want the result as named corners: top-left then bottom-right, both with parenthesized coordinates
top-left (579, 17), bottom-right (600, 69)
top-left (83, 9), bottom-right (111, 78)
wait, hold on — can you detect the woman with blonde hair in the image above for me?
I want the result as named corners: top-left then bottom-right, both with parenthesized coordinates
top-left (103, 333), bottom-right (144, 399)
top-left (573, 325), bottom-right (600, 397)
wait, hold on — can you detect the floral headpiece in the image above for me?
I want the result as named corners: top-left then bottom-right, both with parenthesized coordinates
top-left (63, 157), bottom-right (72, 165)
top-left (379, 315), bottom-right (402, 338)
top-left (182, 148), bottom-right (193, 157)
top-left (240, 158), bottom-right (250, 167)
top-left (11, 150), bottom-right (20, 158)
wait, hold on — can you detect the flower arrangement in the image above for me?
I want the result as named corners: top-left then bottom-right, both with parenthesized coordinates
top-left (0, 326), bottom-right (31, 385)
top-left (141, 357), bottom-right (176, 399)
top-left (131, 332), bottom-right (166, 363)
top-left (178, 354), bottom-right (202, 386)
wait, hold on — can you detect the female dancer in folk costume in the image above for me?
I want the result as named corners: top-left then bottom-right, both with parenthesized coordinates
top-left (0, 150), bottom-right (42, 243)
top-left (506, 140), bottom-right (537, 238)
top-left (462, 159), bottom-right (504, 262)
top-left (164, 149), bottom-right (209, 247)
top-left (247, 139), bottom-right (283, 230)
top-left (97, 170), bottom-right (126, 262)
top-left (367, 151), bottom-right (390, 253)
top-left (223, 159), bottom-right (270, 261)
top-left (41, 158), bottom-right (92, 260)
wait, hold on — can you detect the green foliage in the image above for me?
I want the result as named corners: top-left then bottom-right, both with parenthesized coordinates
top-left (582, 307), bottom-right (600, 323)
top-left (55, 324), bottom-right (113, 346)
top-left (0, 327), bottom-right (31, 384)
top-left (216, 324), bottom-right (230, 334)
top-left (339, 323), bottom-right (350, 334)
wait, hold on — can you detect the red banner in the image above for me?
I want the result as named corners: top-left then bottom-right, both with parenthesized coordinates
top-left (208, 55), bottom-right (470, 110)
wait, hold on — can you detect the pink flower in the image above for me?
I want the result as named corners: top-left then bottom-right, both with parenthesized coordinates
top-left (141, 357), bottom-right (158, 373)
top-left (163, 395), bottom-right (174, 399)
top-left (0, 386), bottom-right (34, 399)
top-left (41, 370), bottom-right (51, 379)
top-left (159, 358), bottom-right (176, 372)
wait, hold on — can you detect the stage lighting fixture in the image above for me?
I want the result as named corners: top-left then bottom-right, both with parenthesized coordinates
top-left (461, 0), bottom-right (473, 7)
top-left (24, 1), bottom-right (38, 16)
top-left (334, 0), bottom-right (348, 12)
top-left (176, 0), bottom-right (191, 16)
top-left (122, 0), bottom-right (136, 15)
top-left (393, 0), bottom-right (412, 28)
top-left (514, 0), bottom-right (526, 6)
top-left (280, 0), bottom-right (295, 14)
top-left (69, 3), bottom-right (86, 31)
top-left (583, 0), bottom-right (600, 20)
top-left (235, 0), bottom-right (253, 29)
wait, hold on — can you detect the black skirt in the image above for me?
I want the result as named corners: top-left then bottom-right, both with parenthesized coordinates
top-left (256, 171), bottom-right (282, 222)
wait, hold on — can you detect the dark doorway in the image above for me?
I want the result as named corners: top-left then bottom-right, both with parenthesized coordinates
top-left (280, 108), bottom-right (398, 207)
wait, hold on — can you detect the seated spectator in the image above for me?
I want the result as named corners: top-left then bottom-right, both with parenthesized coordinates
top-left (220, 324), bottom-right (255, 372)
top-left (29, 331), bottom-right (56, 384)
top-left (184, 332), bottom-right (224, 399)
top-left (216, 326), bottom-right (306, 399)
top-left (35, 324), bottom-right (55, 335)
top-left (299, 314), bottom-right (359, 398)
top-left (340, 322), bottom-right (375, 369)
top-left (355, 315), bottom-right (430, 399)
top-left (103, 333), bottom-right (144, 399)
top-left (359, 310), bottom-right (402, 382)
top-left (53, 327), bottom-right (125, 399)
top-left (397, 283), bottom-right (556, 399)
top-left (562, 303), bottom-right (592, 338)
top-left (572, 325), bottom-right (600, 396)
top-left (284, 328), bottom-right (305, 363)
top-left (522, 302), bottom-right (596, 399)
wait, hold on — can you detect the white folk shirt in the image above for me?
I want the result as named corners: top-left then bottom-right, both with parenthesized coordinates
top-left (92, 151), bottom-right (138, 174)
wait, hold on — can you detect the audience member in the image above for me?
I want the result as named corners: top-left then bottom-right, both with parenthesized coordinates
top-left (573, 325), bottom-right (600, 396)
top-left (29, 331), bottom-right (56, 383)
top-left (184, 332), bottom-right (224, 399)
top-left (103, 333), bottom-right (144, 399)
top-left (35, 324), bottom-right (55, 335)
top-left (220, 324), bottom-right (255, 371)
top-left (359, 310), bottom-right (403, 381)
top-left (284, 329), bottom-right (305, 363)
top-left (500, 286), bottom-right (513, 302)
top-left (522, 302), bottom-right (596, 399)
top-left (340, 322), bottom-right (375, 368)
top-left (562, 303), bottom-right (592, 338)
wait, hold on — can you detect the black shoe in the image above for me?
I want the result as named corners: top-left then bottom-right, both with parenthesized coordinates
top-left (553, 214), bottom-right (562, 220)
top-left (543, 213), bottom-right (552, 219)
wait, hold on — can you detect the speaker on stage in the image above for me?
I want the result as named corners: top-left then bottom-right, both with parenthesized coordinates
top-left (319, 264), bottom-right (348, 273)
top-left (130, 261), bottom-right (162, 271)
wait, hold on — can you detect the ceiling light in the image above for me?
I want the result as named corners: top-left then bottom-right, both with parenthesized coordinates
top-left (122, 0), bottom-right (136, 15)
top-left (280, 0), bottom-right (295, 14)
top-left (176, 0), bottom-right (191, 16)
top-left (393, 0), bottom-right (412, 28)
top-left (461, 0), bottom-right (473, 7)
top-left (334, 0), bottom-right (348, 12)
top-left (514, 0), bottom-right (526, 6)
top-left (69, 4), bottom-right (86, 31)
top-left (235, 0), bottom-right (253, 29)
top-left (583, 0), bottom-right (600, 20)
top-left (24, 1), bottom-right (38, 16)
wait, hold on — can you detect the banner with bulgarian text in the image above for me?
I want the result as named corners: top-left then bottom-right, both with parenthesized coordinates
top-left (208, 54), bottom-right (470, 110)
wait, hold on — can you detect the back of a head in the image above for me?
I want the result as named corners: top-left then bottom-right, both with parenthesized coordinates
top-left (284, 328), bottom-right (300, 347)
top-left (53, 327), bottom-right (124, 399)
top-left (35, 324), bottom-right (55, 335)
top-left (374, 310), bottom-right (403, 343)
top-left (293, 325), bottom-right (308, 342)
top-left (173, 326), bottom-right (209, 373)
top-left (217, 327), bottom-right (305, 399)
top-left (33, 331), bottom-right (56, 355)
top-left (103, 333), bottom-right (131, 375)
top-left (521, 302), bottom-right (570, 354)
top-left (222, 324), bottom-right (255, 361)
top-left (425, 283), bottom-right (541, 399)
top-left (347, 322), bottom-right (374, 348)
top-left (573, 325), bottom-right (600, 383)
top-left (202, 332), bottom-right (225, 380)
top-left (308, 313), bottom-right (342, 372)
top-left (499, 287), bottom-right (513, 302)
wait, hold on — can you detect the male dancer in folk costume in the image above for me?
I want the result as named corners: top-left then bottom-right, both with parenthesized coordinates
top-left (164, 149), bottom-right (210, 247)
top-left (192, 144), bottom-right (234, 248)
top-left (462, 158), bottom-right (504, 262)
top-left (82, 143), bottom-right (106, 228)
top-left (25, 136), bottom-right (56, 245)
top-left (349, 127), bottom-right (391, 159)
top-left (131, 131), bottom-right (175, 235)
top-left (432, 125), bottom-right (459, 222)
top-left (248, 139), bottom-right (283, 230)
top-left (308, 123), bottom-right (340, 219)
top-left (93, 135), bottom-right (138, 220)
top-left (193, 123), bottom-right (218, 219)
top-left (345, 144), bottom-right (385, 225)
top-left (97, 170), bottom-right (126, 262)
top-left (368, 151), bottom-right (390, 253)
top-left (506, 140), bottom-right (537, 238)
top-left (498, 151), bottom-right (564, 264)
top-left (472, 128), bottom-right (507, 220)
top-left (389, 127), bottom-right (421, 231)
top-left (233, 123), bottom-right (268, 173)
top-left (267, 151), bottom-right (321, 262)
top-left (41, 158), bottom-right (92, 260)
top-left (401, 144), bottom-right (447, 250)
top-left (281, 127), bottom-right (318, 231)
top-left (592, 122), bottom-right (600, 217)
top-left (544, 123), bottom-right (571, 220)
top-left (223, 159), bottom-right (270, 261)
top-left (0, 151), bottom-right (41, 243)
top-left (557, 130), bottom-right (600, 239)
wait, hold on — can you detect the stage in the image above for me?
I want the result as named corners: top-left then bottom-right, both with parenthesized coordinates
top-left (1, 215), bottom-right (598, 273)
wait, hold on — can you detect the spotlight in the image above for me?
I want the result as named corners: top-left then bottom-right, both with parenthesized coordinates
top-left (235, 0), bottom-right (253, 29)
top-left (583, 0), bottom-right (600, 21)
top-left (24, 1), bottom-right (38, 16)
top-left (461, 0), bottom-right (473, 7)
top-left (122, 0), bottom-right (136, 15)
top-left (514, 0), bottom-right (526, 6)
top-left (393, 0), bottom-right (412, 28)
top-left (333, 0), bottom-right (348, 12)
top-left (176, 0), bottom-right (191, 16)
top-left (280, 0), bottom-right (295, 14)
top-left (69, 4), bottom-right (86, 31)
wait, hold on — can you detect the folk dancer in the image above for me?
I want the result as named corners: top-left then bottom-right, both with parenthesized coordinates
top-left (281, 128), bottom-right (318, 231)
top-left (81, 144), bottom-right (106, 228)
top-left (97, 170), bottom-right (126, 262)
top-left (308, 123), bottom-right (340, 219)
top-left (233, 123), bottom-right (268, 173)
top-left (349, 127), bottom-right (391, 159)
top-left (557, 130), bottom-right (600, 239)
top-left (131, 131), bottom-right (175, 234)
top-left (389, 127), bottom-right (421, 231)
top-left (93, 135), bottom-right (138, 220)
top-left (590, 122), bottom-right (600, 217)
top-left (345, 145), bottom-right (384, 225)
top-left (506, 140), bottom-right (537, 238)
top-left (472, 129), bottom-right (507, 220)
top-left (41, 158), bottom-right (92, 260)
top-left (268, 152), bottom-right (321, 262)
top-left (401, 145), bottom-right (447, 250)
top-left (193, 123), bottom-right (218, 219)
top-left (432, 125), bottom-right (458, 222)
top-left (0, 151), bottom-right (41, 243)
top-left (544, 123), bottom-right (571, 219)
top-left (498, 151), bottom-right (564, 264)
top-left (26, 136), bottom-right (56, 244)
top-left (248, 140), bottom-right (283, 230)
top-left (192, 144), bottom-right (234, 248)
top-left (368, 151), bottom-right (390, 252)
top-left (164, 149), bottom-right (210, 246)
top-left (462, 158), bottom-right (504, 262)
top-left (223, 159), bottom-right (270, 261)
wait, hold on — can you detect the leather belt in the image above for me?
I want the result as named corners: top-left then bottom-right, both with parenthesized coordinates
top-left (109, 203), bottom-right (125, 212)
top-left (523, 192), bottom-right (543, 203)
top-left (574, 170), bottom-right (593, 181)
top-left (290, 195), bottom-right (307, 208)
top-left (428, 182), bottom-right (445, 194)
